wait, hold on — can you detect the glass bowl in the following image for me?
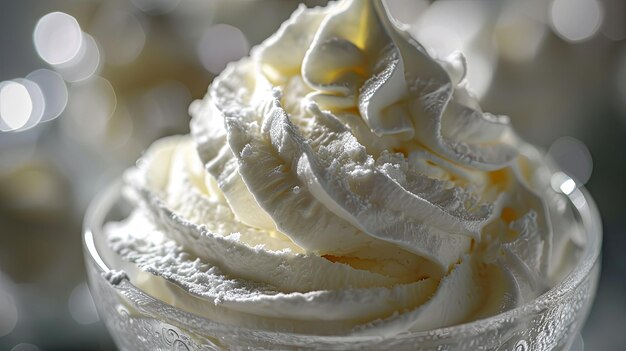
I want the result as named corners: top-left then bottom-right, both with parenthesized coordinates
top-left (83, 179), bottom-right (601, 351)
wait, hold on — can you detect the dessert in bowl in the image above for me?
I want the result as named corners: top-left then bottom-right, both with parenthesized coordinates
top-left (83, 1), bottom-right (601, 349)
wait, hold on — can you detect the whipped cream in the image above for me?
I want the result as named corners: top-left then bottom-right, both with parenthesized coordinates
top-left (106, 0), bottom-right (582, 336)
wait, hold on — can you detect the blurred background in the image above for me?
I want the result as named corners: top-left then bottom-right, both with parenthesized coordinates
top-left (0, 0), bottom-right (624, 349)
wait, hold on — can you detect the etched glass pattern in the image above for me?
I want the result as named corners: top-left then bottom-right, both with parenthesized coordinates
top-left (83, 181), bottom-right (601, 351)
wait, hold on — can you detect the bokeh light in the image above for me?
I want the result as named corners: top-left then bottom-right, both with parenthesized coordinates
top-left (384, 0), bottom-right (429, 25)
top-left (25, 69), bottom-right (68, 123)
top-left (0, 163), bottom-right (70, 216)
top-left (55, 33), bottom-right (102, 83)
top-left (0, 81), bottom-right (33, 132)
top-left (0, 293), bottom-right (18, 337)
top-left (411, 1), bottom-right (488, 58)
top-left (104, 103), bottom-right (135, 150)
top-left (0, 79), bottom-right (46, 133)
top-left (13, 79), bottom-right (46, 132)
top-left (63, 76), bottom-right (117, 142)
top-left (550, 0), bottom-right (603, 43)
top-left (33, 12), bottom-right (83, 65)
top-left (408, 1), bottom-right (495, 98)
top-left (0, 70), bottom-right (65, 134)
top-left (68, 282), bottom-right (99, 325)
top-left (131, 0), bottom-right (181, 15)
top-left (548, 136), bottom-right (593, 185)
top-left (197, 24), bottom-right (249, 74)
top-left (463, 48), bottom-right (496, 100)
top-left (92, 4), bottom-right (146, 66)
top-left (0, 275), bottom-right (18, 338)
top-left (411, 25), bottom-right (462, 60)
top-left (495, 8), bottom-right (547, 63)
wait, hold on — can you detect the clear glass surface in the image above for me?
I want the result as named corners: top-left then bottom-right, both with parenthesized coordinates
top-left (83, 180), bottom-right (601, 350)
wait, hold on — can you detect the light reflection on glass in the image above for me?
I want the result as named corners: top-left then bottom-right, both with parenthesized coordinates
top-left (85, 230), bottom-right (109, 273)
top-left (197, 24), bottom-right (249, 74)
top-left (560, 178), bottom-right (577, 195)
top-left (25, 69), bottom-right (68, 123)
top-left (570, 189), bottom-right (588, 210)
top-left (550, 0), bottom-right (603, 43)
top-left (33, 12), bottom-right (83, 65)
top-left (55, 33), bottom-right (102, 83)
top-left (551, 171), bottom-right (578, 195)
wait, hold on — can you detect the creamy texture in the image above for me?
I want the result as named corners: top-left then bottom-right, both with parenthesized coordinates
top-left (106, 0), bottom-right (582, 336)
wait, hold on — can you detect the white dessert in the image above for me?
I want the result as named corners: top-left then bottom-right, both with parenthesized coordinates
top-left (106, 0), bottom-right (582, 336)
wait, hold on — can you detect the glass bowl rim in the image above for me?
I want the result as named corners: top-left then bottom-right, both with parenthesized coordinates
top-left (83, 178), bottom-right (602, 340)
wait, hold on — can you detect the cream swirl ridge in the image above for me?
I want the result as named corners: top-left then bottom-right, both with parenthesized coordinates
top-left (193, 0), bottom-right (522, 271)
top-left (107, 0), bottom-right (580, 336)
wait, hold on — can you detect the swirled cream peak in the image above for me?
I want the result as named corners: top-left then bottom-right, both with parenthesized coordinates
top-left (191, 0), bottom-right (525, 271)
top-left (258, 0), bottom-right (519, 169)
top-left (107, 0), bottom-right (581, 336)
